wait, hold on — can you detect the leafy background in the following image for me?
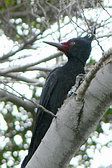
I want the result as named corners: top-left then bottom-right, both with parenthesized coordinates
top-left (0, 0), bottom-right (112, 167)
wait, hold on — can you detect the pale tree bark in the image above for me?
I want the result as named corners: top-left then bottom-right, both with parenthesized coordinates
top-left (26, 49), bottom-right (112, 168)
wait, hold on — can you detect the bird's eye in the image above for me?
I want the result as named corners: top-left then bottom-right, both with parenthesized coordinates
top-left (70, 41), bottom-right (75, 46)
top-left (88, 34), bottom-right (91, 38)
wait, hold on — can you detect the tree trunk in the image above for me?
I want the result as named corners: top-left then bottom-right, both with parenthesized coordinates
top-left (26, 49), bottom-right (112, 168)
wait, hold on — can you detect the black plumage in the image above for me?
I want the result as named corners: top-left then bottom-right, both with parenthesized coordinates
top-left (21, 32), bottom-right (95, 168)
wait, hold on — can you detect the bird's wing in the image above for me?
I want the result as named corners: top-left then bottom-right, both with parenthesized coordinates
top-left (21, 68), bottom-right (59, 167)
top-left (36, 67), bottom-right (59, 122)
top-left (40, 68), bottom-right (58, 104)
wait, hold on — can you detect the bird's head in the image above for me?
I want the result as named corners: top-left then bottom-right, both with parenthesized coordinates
top-left (44, 29), bottom-right (95, 65)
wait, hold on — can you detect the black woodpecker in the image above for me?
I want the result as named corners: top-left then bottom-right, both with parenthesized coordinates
top-left (21, 30), bottom-right (95, 167)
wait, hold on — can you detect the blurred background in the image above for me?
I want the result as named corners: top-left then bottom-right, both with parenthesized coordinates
top-left (0, 0), bottom-right (112, 167)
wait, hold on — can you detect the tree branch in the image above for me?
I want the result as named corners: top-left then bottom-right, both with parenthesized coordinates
top-left (26, 48), bottom-right (112, 168)
top-left (76, 48), bottom-right (112, 100)
top-left (0, 73), bottom-right (38, 83)
top-left (0, 88), bottom-right (36, 113)
top-left (0, 83), bottom-right (56, 118)
top-left (0, 52), bottom-right (62, 74)
top-left (26, 66), bottom-right (52, 72)
top-left (0, 33), bottom-right (41, 62)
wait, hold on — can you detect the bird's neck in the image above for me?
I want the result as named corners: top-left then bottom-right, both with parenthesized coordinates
top-left (68, 56), bottom-right (85, 67)
top-left (69, 53), bottom-right (86, 67)
top-left (63, 57), bottom-right (85, 73)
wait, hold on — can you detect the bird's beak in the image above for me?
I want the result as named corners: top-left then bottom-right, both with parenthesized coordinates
top-left (43, 41), bottom-right (63, 49)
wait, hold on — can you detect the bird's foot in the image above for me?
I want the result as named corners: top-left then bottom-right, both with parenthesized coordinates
top-left (68, 73), bottom-right (85, 97)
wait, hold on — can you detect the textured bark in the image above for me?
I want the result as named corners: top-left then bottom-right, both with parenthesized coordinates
top-left (26, 51), bottom-right (112, 168)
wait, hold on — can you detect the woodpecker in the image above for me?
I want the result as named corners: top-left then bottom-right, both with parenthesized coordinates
top-left (21, 30), bottom-right (95, 168)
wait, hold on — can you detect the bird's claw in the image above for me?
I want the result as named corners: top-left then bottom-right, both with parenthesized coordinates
top-left (68, 73), bottom-right (85, 97)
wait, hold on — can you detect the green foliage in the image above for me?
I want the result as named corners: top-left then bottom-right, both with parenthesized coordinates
top-left (0, 0), bottom-right (16, 11)
top-left (103, 107), bottom-right (112, 123)
top-left (106, 107), bottom-right (112, 114)
top-left (88, 57), bottom-right (96, 65)
top-left (68, 164), bottom-right (75, 168)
